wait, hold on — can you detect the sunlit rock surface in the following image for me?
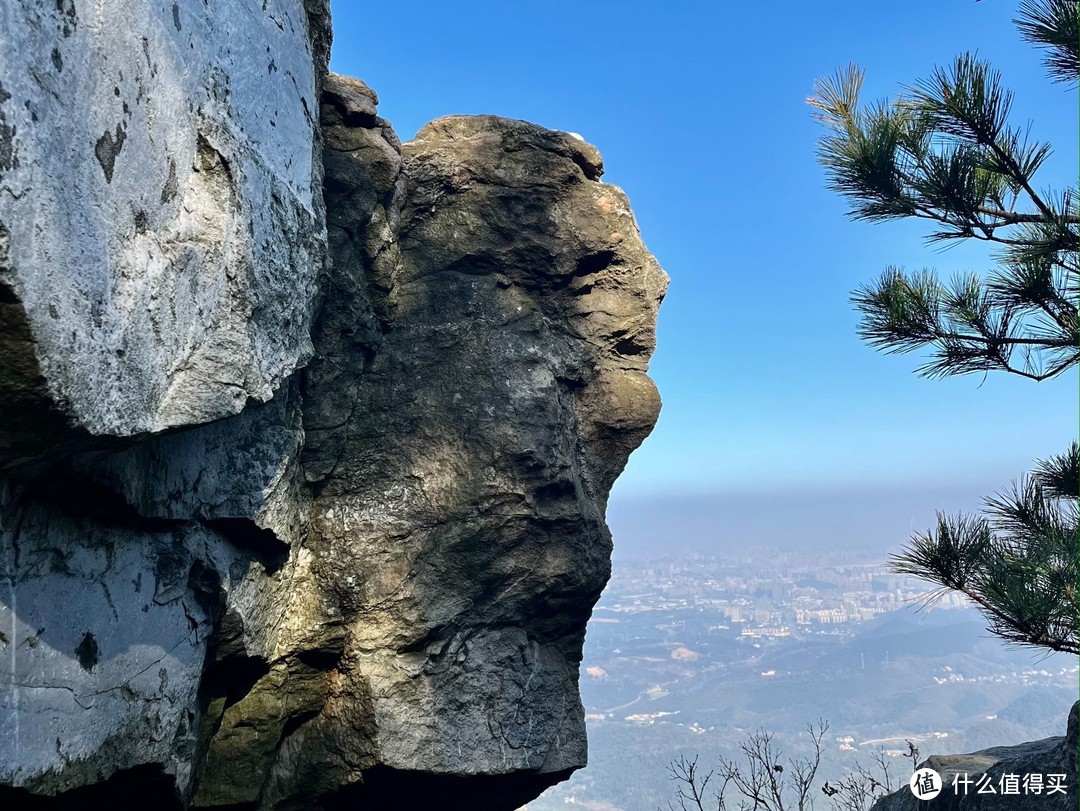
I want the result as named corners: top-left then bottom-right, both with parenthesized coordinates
top-left (273, 103), bottom-right (667, 808)
top-left (0, 0), bottom-right (329, 451)
top-left (0, 8), bottom-right (666, 808)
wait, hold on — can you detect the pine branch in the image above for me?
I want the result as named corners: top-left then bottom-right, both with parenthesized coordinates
top-left (976, 204), bottom-right (1079, 225)
top-left (852, 265), bottom-right (1078, 379)
top-left (1033, 441), bottom-right (1080, 498)
top-left (892, 454), bottom-right (1080, 656)
top-left (1015, 0), bottom-right (1080, 84)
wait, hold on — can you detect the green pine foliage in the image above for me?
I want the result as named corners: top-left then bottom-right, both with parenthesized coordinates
top-left (892, 443), bottom-right (1078, 655)
top-left (809, 0), bottom-right (1078, 382)
top-left (811, 0), bottom-right (1079, 656)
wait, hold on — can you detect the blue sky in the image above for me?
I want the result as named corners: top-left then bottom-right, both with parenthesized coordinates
top-left (328, 2), bottom-right (1077, 543)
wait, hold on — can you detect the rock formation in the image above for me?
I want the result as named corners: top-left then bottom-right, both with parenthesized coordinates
top-left (0, 4), bottom-right (666, 809)
top-left (870, 702), bottom-right (1078, 811)
top-left (1, 0), bottom-right (330, 452)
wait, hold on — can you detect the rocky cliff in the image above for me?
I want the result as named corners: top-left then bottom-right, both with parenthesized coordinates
top-left (0, 4), bottom-right (666, 810)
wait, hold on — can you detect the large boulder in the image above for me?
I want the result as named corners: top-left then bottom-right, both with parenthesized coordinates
top-left (0, 0), bottom-right (329, 458)
top-left (0, 31), bottom-right (666, 808)
top-left (262, 107), bottom-right (667, 808)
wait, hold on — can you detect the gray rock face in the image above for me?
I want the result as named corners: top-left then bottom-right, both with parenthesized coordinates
top-left (0, 13), bottom-right (667, 806)
top-left (271, 104), bottom-right (666, 808)
top-left (870, 702), bottom-right (1078, 811)
top-left (0, 0), bottom-right (328, 449)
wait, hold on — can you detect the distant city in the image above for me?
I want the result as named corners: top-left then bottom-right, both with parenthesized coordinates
top-left (528, 550), bottom-right (1077, 811)
top-left (597, 552), bottom-right (969, 631)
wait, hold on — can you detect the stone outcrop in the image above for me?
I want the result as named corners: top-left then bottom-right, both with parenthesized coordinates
top-left (0, 0), bottom-right (329, 458)
top-left (870, 702), bottom-right (1078, 811)
top-left (0, 6), bottom-right (666, 808)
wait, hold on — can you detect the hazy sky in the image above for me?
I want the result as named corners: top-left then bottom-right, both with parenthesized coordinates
top-left (328, 1), bottom-right (1077, 549)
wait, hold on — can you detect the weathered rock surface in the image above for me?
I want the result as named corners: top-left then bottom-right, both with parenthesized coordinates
top-left (0, 0), bottom-right (329, 454)
top-left (870, 702), bottom-right (1078, 811)
top-left (0, 8), bottom-right (667, 807)
top-left (274, 105), bottom-right (666, 808)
